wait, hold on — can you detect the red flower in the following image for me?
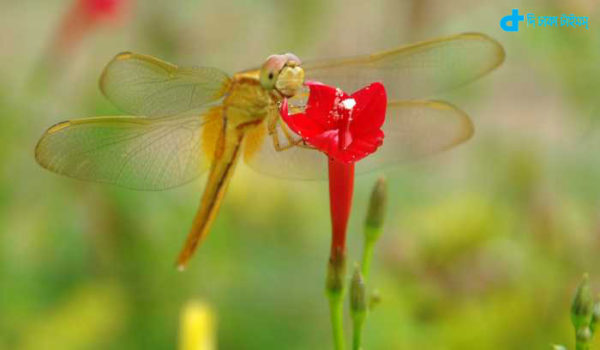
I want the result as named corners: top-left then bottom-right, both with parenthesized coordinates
top-left (79, 0), bottom-right (123, 21)
top-left (280, 81), bottom-right (387, 260)
top-left (281, 81), bottom-right (386, 163)
top-left (53, 0), bottom-right (130, 55)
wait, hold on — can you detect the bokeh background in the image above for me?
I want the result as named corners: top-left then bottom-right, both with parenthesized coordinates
top-left (2, 0), bottom-right (600, 349)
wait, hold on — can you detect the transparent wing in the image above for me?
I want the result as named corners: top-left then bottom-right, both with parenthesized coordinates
top-left (100, 52), bottom-right (231, 117)
top-left (356, 100), bottom-right (473, 173)
top-left (243, 109), bottom-right (326, 180)
top-left (35, 110), bottom-right (220, 190)
top-left (303, 32), bottom-right (504, 100)
top-left (243, 100), bottom-right (473, 180)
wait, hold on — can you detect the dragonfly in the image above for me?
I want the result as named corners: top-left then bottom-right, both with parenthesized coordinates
top-left (35, 32), bottom-right (504, 269)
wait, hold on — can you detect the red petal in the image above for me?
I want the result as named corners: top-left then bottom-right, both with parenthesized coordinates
top-left (284, 112), bottom-right (328, 138)
top-left (281, 96), bottom-right (329, 138)
top-left (305, 82), bottom-right (348, 128)
top-left (349, 82), bottom-right (387, 136)
top-left (340, 129), bottom-right (384, 162)
top-left (347, 130), bottom-right (384, 158)
top-left (305, 130), bottom-right (340, 157)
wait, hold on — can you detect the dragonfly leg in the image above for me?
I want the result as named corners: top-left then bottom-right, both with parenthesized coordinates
top-left (267, 118), bottom-right (311, 152)
top-left (269, 131), bottom-right (297, 151)
top-left (280, 122), bottom-right (310, 148)
top-left (266, 115), bottom-right (292, 151)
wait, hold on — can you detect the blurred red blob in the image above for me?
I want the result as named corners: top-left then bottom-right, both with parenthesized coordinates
top-left (81, 0), bottom-right (122, 20)
top-left (53, 0), bottom-right (131, 55)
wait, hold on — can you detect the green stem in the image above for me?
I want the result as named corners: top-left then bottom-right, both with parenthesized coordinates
top-left (360, 233), bottom-right (378, 282)
top-left (328, 291), bottom-right (346, 350)
top-left (575, 338), bottom-right (590, 350)
top-left (352, 227), bottom-right (380, 349)
top-left (352, 316), bottom-right (365, 350)
top-left (350, 267), bottom-right (367, 350)
top-left (327, 250), bottom-right (347, 350)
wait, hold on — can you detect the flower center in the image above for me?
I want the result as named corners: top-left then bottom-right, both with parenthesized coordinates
top-left (334, 98), bottom-right (356, 151)
top-left (341, 98), bottom-right (356, 110)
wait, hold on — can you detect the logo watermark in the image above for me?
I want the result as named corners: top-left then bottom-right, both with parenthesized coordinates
top-left (500, 9), bottom-right (589, 32)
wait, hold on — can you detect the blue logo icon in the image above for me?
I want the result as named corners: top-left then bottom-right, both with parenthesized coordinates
top-left (500, 9), bottom-right (525, 32)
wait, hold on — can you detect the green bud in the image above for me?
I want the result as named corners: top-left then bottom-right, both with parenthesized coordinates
top-left (551, 345), bottom-right (567, 350)
top-left (326, 249), bottom-right (347, 296)
top-left (350, 265), bottom-right (367, 316)
top-left (365, 177), bottom-right (387, 236)
top-left (576, 327), bottom-right (592, 343)
top-left (349, 265), bottom-right (367, 350)
top-left (571, 274), bottom-right (594, 331)
top-left (590, 300), bottom-right (600, 335)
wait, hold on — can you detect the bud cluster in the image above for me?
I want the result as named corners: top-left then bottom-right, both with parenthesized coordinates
top-left (568, 274), bottom-right (600, 350)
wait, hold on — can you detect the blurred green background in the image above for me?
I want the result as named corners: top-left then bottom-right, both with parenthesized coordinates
top-left (2, 0), bottom-right (600, 348)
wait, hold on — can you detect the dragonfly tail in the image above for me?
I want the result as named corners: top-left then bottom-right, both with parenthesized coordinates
top-left (176, 129), bottom-right (244, 270)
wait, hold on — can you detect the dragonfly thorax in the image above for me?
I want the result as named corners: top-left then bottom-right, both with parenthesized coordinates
top-left (224, 78), bottom-right (275, 125)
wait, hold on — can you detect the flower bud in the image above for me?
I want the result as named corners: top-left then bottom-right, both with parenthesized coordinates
top-left (350, 265), bottom-right (367, 316)
top-left (365, 177), bottom-right (387, 236)
top-left (551, 345), bottom-right (567, 350)
top-left (571, 274), bottom-right (594, 331)
top-left (590, 300), bottom-right (600, 335)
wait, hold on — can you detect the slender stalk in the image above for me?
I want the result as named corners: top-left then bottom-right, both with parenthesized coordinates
top-left (328, 290), bottom-right (346, 350)
top-left (351, 236), bottom-right (375, 350)
top-left (351, 239), bottom-right (374, 350)
top-left (350, 267), bottom-right (367, 350)
top-left (352, 317), bottom-right (364, 350)
top-left (353, 177), bottom-right (387, 350)
top-left (360, 231), bottom-right (378, 282)
top-left (361, 177), bottom-right (387, 282)
top-left (326, 250), bottom-right (347, 350)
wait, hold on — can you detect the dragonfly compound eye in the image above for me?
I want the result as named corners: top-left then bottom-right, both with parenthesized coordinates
top-left (260, 54), bottom-right (287, 89)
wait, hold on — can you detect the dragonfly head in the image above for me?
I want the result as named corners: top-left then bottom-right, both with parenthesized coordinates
top-left (260, 53), bottom-right (305, 98)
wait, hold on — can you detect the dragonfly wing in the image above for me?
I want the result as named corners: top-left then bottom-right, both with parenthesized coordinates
top-left (243, 109), bottom-right (327, 180)
top-left (35, 107), bottom-right (222, 190)
top-left (100, 52), bottom-right (231, 117)
top-left (303, 32), bottom-right (504, 100)
top-left (357, 100), bottom-right (473, 173)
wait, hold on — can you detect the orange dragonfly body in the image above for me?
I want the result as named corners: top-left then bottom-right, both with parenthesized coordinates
top-left (35, 33), bottom-right (504, 269)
